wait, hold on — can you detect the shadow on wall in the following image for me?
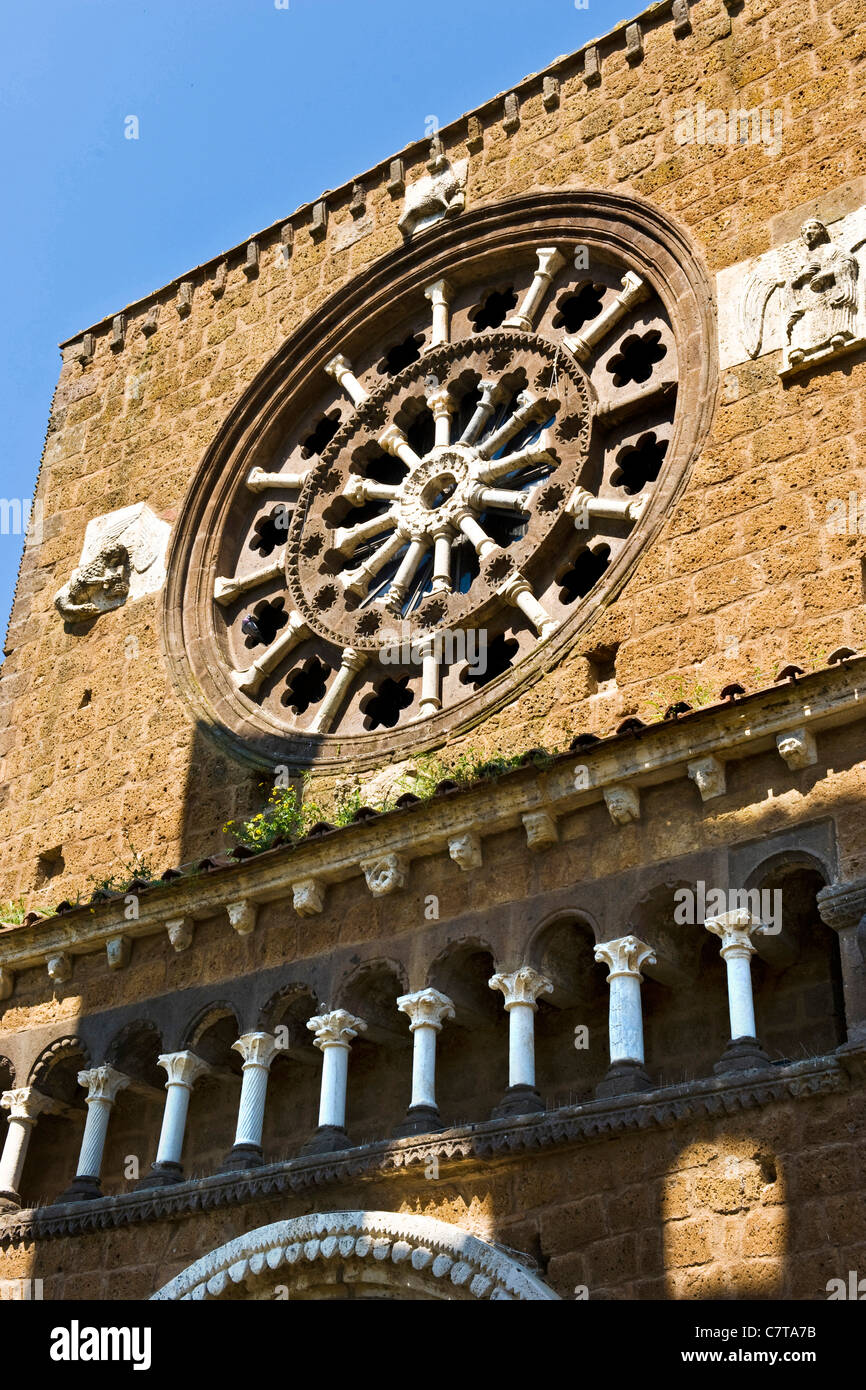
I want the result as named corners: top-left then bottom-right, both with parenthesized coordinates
top-left (662, 1139), bottom-right (787, 1300)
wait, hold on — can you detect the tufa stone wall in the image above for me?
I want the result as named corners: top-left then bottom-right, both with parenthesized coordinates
top-left (0, 0), bottom-right (865, 905)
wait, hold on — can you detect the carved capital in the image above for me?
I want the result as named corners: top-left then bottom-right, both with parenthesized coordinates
top-left (489, 966), bottom-right (553, 1010)
top-left (306, 1010), bottom-right (367, 1050)
top-left (776, 728), bottom-right (817, 770)
top-left (166, 918), bottom-right (193, 952)
top-left (78, 1065), bottom-right (130, 1105)
top-left (687, 755), bottom-right (726, 801)
top-left (448, 830), bottom-right (482, 871)
top-left (594, 935), bottom-right (657, 981)
top-left (704, 909), bottom-right (765, 959)
top-left (232, 1032), bottom-right (279, 1071)
top-left (816, 878), bottom-right (866, 934)
top-left (397, 988), bottom-right (456, 1032)
top-left (1, 1088), bottom-right (61, 1124)
top-left (424, 278), bottom-right (453, 307)
top-left (360, 853), bottom-right (408, 897)
top-left (603, 785), bottom-right (640, 826)
top-left (292, 877), bottom-right (325, 917)
top-left (157, 1051), bottom-right (211, 1090)
top-left (226, 900), bottom-right (257, 936)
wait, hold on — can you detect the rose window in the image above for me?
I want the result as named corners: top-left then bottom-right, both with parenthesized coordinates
top-left (166, 195), bottom-right (715, 767)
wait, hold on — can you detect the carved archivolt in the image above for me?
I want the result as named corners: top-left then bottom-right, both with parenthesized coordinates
top-left (164, 192), bottom-right (716, 769)
top-left (150, 1209), bottom-right (560, 1300)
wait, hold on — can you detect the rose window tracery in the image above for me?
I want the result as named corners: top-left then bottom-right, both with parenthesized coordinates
top-left (166, 196), bottom-right (715, 766)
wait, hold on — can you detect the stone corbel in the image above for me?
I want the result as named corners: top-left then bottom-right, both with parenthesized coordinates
top-left (687, 756), bottom-right (726, 801)
top-left (46, 952), bottom-right (71, 984)
top-left (448, 831), bottom-right (483, 871)
top-left (106, 935), bottom-right (130, 971)
top-left (227, 900), bottom-right (257, 936)
top-left (360, 853), bottom-right (408, 897)
top-left (603, 785), bottom-right (640, 826)
top-left (166, 918), bottom-right (194, 953)
top-left (0, 967), bottom-right (13, 999)
top-left (292, 878), bottom-right (325, 917)
top-left (522, 811), bottom-right (558, 851)
top-left (776, 728), bottom-right (817, 770)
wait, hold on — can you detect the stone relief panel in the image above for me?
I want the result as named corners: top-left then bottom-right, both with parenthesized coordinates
top-left (717, 206), bottom-right (866, 376)
top-left (54, 502), bottom-right (171, 622)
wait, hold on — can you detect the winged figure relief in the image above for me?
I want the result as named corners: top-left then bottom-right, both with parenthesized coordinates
top-left (739, 218), bottom-right (862, 371)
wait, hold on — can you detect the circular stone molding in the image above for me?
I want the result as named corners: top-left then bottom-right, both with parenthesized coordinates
top-left (164, 191), bottom-right (716, 770)
top-left (149, 1209), bottom-right (560, 1301)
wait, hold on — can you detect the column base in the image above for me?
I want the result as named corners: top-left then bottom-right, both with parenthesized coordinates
top-left (595, 1059), bottom-right (655, 1097)
top-left (491, 1084), bottom-right (545, 1119)
top-left (713, 1036), bottom-right (771, 1075)
top-left (136, 1160), bottom-right (185, 1190)
top-left (0, 1189), bottom-right (22, 1214)
top-left (57, 1174), bottom-right (103, 1204)
top-left (301, 1124), bottom-right (350, 1155)
top-left (220, 1142), bottom-right (264, 1172)
top-left (392, 1104), bottom-right (444, 1137)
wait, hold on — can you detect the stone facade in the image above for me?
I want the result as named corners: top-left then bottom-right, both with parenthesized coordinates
top-left (1, 0), bottom-right (865, 1301)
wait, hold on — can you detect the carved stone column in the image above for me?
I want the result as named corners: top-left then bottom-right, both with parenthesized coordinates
top-left (138, 1051), bottom-right (211, 1188)
top-left (704, 911), bottom-right (771, 1073)
top-left (594, 935), bottom-right (656, 1097)
top-left (489, 966), bottom-right (553, 1117)
top-left (0, 1088), bottom-right (60, 1212)
top-left (59, 1065), bottom-right (130, 1203)
top-left (816, 877), bottom-right (866, 1047)
top-left (303, 1010), bottom-right (367, 1154)
top-left (222, 1032), bottom-right (280, 1171)
top-left (393, 988), bottom-right (455, 1136)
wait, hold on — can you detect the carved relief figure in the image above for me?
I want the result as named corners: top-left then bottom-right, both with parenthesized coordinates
top-left (54, 502), bottom-right (172, 623)
top-left (741, 218), bottom-right (862, 375)
top-left (54, 541), bottom-right (131, 621)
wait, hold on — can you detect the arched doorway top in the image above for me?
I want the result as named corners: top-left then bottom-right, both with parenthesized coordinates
top-left (151, 1209), bottom-right (560, 1301)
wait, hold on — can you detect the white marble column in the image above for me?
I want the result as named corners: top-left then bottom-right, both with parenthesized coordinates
top-left (139, 1051), bottom-right (210, 1187)
top-left (594, 935), bottom-right (656, 1096)
top-left (504, 247), bottom-right (566, 331)
top-left (563, 270), bottom-right (650, 363)
top-left (60, 1065), bottom-right (130, 1202)
top-left (489, 966), bottom-right (552, 1116)
top-left (424, 278), bottom-right (453, 348)
top-left (0, 1088), bottom-right (60, 1211)
top-left (705, 910), bottom-right (770, 1072)
top-left (223, 1032), bottom-right (279, 1170)
top-left (394, 988), bottom-right (455, 1135)
top-left (303, 1010), bottom-right (367, 1153)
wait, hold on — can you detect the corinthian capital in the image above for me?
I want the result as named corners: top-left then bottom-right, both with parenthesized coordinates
top-left (594, 935), bottom-right (656, 980)
top-left (1, 1087), bottom-right (61, 1123)
top-left (397, 988), bottom-right (455, 1032)
top-left (157, 1051), bottom-right (211, 1090)
top-left (78, 1065), bottom-right (131, 1105)
top-left (231, 1032), bottom-right (279, 1071)
top-left (489, 966), bottom-right (553, 1010)
top-left (704, 909), bottom-right (765, 958)
top-left (306, 1010), bottom-right (367, 1050)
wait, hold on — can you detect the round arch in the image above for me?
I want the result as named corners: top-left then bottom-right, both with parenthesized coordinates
top-left (150, 1210), bottom-right (560, 1301)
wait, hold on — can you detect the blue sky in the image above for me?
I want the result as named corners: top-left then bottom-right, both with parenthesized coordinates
top-left (0, 0), bottom-right (631, 642)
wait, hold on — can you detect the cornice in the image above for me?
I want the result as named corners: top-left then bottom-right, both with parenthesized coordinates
top-left (1, 658), bottom-right (864, 990)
